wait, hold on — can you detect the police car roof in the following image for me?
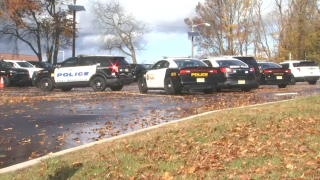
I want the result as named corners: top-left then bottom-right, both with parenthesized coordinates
top-left (280, 60), bottom-right (314, 63)
top-left (202, 57), bottom-right (240, 61)
top-left (78, 55), bottom-right (125, 58)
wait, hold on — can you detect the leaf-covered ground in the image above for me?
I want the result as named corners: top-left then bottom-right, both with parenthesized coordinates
top-left (2, 95), bottom-right (320, 180)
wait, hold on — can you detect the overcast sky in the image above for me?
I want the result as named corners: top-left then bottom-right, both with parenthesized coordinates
top-left (0, 0), bottom-right (274, 63)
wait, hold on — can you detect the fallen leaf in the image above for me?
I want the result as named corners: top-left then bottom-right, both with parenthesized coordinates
top-left (72, 162), bottom-right (83, 168)
top-left (240, 174), bottom-right (249, 180)
top-left (188, 166), bottom-right (196, 173)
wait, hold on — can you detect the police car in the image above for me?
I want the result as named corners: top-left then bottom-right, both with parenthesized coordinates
top-left (138, 57), bottom-right (219, 94)
top-left (34, 55), bottom-right (134, 92)
top-left (202, 57), bottom-right (257, 92)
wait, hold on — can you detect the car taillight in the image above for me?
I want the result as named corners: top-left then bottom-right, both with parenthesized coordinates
top-left (209, 70), bottom-right (218, 73)
top-left (220, 67), bottom-right (232, 73)
top-left (250, 67), bottom-right (255, 72)
top-left (264, 70), bottom-right (273, 73)
top-left (285, 69), bottom-right (291, 73)
top-left (180, 70), bottom-right (191, 74)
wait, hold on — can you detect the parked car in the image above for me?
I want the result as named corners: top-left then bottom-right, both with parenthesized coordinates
top-left (34, 55), bottom-right (134, 92)
top-left (138, 57), bottom-right (219, 94)
top-left (258, 62), bottom-right (293, 88)
top-left (28, 61), bottom-right (55, 69)
top-left (0, 60), bottom-right (29, 86)
top-left (202, 57), bottom-right (257, 92)
top-left (130, 63), bottom-right (153, 81)
top-left (280, 60), bottom-right (320, 85)
top-left (225, 56), bottom-right (261, 86)
top-left (4, 60), bottom-right (43, 84)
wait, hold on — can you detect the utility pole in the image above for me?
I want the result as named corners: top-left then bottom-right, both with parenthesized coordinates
top-left (72, 0), bottom-right (76, 57)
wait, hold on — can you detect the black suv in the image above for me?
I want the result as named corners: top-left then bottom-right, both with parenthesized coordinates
top-left (230, 56), bottom-right (261, 86)
top-left (130, 64), bottom-right (152, 81)
top-left (0, 60), bottom-right (29, 86)
top-left (34, 56), bottom-right (134, 92)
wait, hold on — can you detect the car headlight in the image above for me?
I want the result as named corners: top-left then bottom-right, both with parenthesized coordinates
top-left (9, 70), bottom-right (17, 75)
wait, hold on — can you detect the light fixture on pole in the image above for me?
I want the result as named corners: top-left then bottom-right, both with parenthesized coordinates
top-left (68, 1), bottom-right (85, 58)
top-left (59, 51), bottom-right (65, 62)
top-left (188, 20), bottom-right (210, 58)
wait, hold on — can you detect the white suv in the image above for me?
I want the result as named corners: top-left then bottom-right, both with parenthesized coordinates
top-left (4, 60), bottom-right (43, 80)
top-left (279, 60), bottom-right (320, 84)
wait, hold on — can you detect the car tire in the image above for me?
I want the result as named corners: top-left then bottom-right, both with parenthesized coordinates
top-left (241, 87), bottom-right (252, 92)
top-left (60, 87), bottom-right (73, 92)
top-left (138, 78), bottom-right (148, 94)
top-left (1, 76), bottom-right (10, 87)
top-left (308, 80), bottom-right (317, 85)
top-left (203, 88), bottom-right (214, 94)
top-left (38, 77), bottom-right (54, 91)
top-left (90, 76), bottom-right (107, 92)
top-left (290, 75), bottom-right (296, 85)
top-left (278, 84), bottom-right (287, 88)
top-left (110, 85), bottom-right (123, 91)
top-left (164, 77), bottom-right (179, 95)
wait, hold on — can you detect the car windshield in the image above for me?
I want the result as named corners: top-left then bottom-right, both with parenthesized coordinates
top-left (43, 62), bottom-right (54, 68)
top-left (173, 59), bottom-right (207, 68)
top-left (216, 60), bottom-right (247, 67)
top-left (259, 63), bottom-right (282, 69)
top-left (143, 64), bottom-right (153, 69)
top-left (0, 61), bottom-right (13, 68)
top-left (17, 62), bottom-right (34, 67)
top-left (293, 61), bottom-right (318, 67)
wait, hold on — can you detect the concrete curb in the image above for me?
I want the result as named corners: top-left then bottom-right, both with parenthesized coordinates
top-left (0, 97), bottom-right (306, 174)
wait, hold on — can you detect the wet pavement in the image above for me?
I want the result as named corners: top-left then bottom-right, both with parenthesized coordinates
top-left (1, 83), bottom-right (320, 168)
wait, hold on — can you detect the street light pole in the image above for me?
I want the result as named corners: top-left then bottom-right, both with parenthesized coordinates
top-left (72, 0), bottom-right (76, 58)
top-left (190, 20), bottom-right (210, 58)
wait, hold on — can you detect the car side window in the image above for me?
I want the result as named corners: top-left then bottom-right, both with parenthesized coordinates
top-left (79, 58), bottom-right (93, 66)
top-left (203, 60), bottom-right (213, 67)
top-left (151, 61), bottom-right (163, 70)
top-left (161, 61), bottom-right (170, 68)
top-left (61, 58), bottom-right (79, 67)
top-left (281, 63), bottom-right (289, 69)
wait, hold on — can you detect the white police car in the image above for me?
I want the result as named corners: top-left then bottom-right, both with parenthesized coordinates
top-left (34, 55), bottom-right (134, 91)
top-left (138, 57), bottom-right (219, 94)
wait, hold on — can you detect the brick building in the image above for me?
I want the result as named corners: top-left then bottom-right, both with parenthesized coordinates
top-left (0, 53), bottom-right (39, 61)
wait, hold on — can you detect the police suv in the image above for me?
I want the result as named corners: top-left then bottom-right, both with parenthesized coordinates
top-left (138, 57), bottom-right (219, 94)
top-left (34, 55), bottom-right (134, 92)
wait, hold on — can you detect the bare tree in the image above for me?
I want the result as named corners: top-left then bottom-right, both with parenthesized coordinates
top-left (0, 0), bottom-right (73, 62)
top-left (90, 0), bottom-right (148, 64)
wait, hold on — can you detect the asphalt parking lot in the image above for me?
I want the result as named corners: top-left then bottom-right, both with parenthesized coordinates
top-left (1, 82), bottom-right (320, 168)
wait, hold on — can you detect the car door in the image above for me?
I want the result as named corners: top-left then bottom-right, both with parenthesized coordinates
top-left (153, 60), bottom-right (170, 88)
top-left (54, 58), bottom-right (96, 84)
top-left (146, 61), bottom-right (163, 88)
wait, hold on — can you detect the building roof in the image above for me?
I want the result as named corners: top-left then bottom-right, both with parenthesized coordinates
top-left (0, 53), bottom-right (39, 61)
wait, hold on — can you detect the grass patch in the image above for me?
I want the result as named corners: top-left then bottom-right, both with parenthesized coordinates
top-left (2, 96), bottom-right (320, 179)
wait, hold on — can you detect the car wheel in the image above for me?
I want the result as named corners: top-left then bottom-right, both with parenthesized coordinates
top-left (138, 78), bottom-right (148, 94)
top-left (60, 87), bottom-right (73, 92)
top-left (203, 88), bottom-right (214, 94)
top-left (90, 76), bottom-right (107, 92)
top-left (38, 77), bottom-right (54, 91)
top-left (241, 87), bottom-right (252, 92)
top-left (1, 76), bottom-right (10, 87)
top-left (290, 75), bottom-right (296, 85)
top-left (278, 84), bottom-right (287, 88)
top-left (308, 80), bottom-right (317, 85)
top-left (110, 85), bottom-right (123, 91)
top-left (164, 77), bottom-right (179, 95)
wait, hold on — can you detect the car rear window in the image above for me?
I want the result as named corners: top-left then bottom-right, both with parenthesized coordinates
top-left (216, 60), bottom-right (247, 67)
top-left (173, 59), bottom-right (207, 68)
top-left (17, 62), bottom-right (34, 68)
top-left (109, 57), bottom-right (129, 66)
top-left (293, 61), bottom-right (318, 67)
top-left (259, 63), bottom-right (282, 69)
top-left (233, 57), bottom-right (258, 67)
